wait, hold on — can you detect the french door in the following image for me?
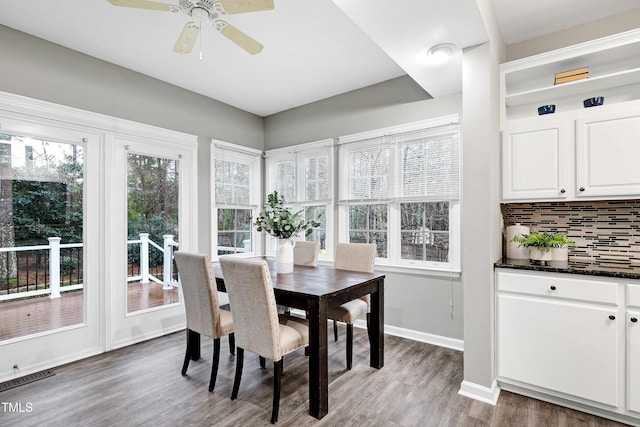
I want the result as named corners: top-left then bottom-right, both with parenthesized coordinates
top-left (0, 92), bottom-right (198, 381)
top-left (0, 116), bottom-right (103, 379)
top-left (106, 134), bottom-right (196, 350)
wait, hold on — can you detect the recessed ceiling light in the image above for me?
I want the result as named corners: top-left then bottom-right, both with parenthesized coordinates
top-left (427, 43), bottom-right (457, 63)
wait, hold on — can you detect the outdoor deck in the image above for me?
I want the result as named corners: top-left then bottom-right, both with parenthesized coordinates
top-left (0, 282), bottom-right (180, 341)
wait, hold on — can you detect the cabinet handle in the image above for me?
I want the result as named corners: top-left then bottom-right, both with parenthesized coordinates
top-left (550, 285), bottom-right (556, 290)
top-left (560, 189), bottom-right (566, 194)
top-left (609, 315), bottom-right (616, 320)
top-left (632, 317), bottom-right (638, 323)
top-left (579, 187), bottom-right (585, 192)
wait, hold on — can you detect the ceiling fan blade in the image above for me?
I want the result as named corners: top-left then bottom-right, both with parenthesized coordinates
top-left (107, 0), bottom-right (173, 11)
top-left (215, 21), bottom-right (264, 55)
top-left (217, 0), bottom-right (274, 14)
top-left (173, 22), bottom-right (201, 54)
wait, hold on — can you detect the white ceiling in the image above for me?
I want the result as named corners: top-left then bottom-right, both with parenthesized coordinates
top-left (0, 0), bottom-right (638, 117)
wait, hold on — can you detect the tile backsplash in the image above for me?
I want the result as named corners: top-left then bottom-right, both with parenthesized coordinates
top-left (501, 200), bottom-right (640, 268)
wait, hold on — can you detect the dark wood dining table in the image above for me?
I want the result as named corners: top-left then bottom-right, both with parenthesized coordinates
top-left (207, 259), bottom-right (385, 420)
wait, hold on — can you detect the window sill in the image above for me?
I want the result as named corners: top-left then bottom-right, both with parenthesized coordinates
top-left (375, 264), bottom-right (461, 278)
top-left (316, 260), bottom-right (461, 279)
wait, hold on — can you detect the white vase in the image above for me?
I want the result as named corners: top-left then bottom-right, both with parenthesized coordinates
top-left (552, 246), bottom-right (569, 262)
top-left (276, 238), bottom-right (295, 274)
top-left (529, 247), bottom-right (552, 261)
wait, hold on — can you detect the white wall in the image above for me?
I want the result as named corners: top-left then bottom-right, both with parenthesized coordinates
top-left (458, 0), bottom-right (504, 400)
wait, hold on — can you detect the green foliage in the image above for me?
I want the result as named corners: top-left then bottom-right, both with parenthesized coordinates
top-left (255, 191), bottom-right (320, 239)
top-left (128, 214), bottom-right (177, 266)
top-left (61, 255), bottom-right (79, 276)
top-left (511, 231), bottom-right (575, 251)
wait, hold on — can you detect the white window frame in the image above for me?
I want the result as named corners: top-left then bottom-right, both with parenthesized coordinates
top-left (337, 115), bottom-right (460, 273)
top-left (210, 139), bottom-right (262, 261)
top-left (264, 139), bottom-right (334, 262)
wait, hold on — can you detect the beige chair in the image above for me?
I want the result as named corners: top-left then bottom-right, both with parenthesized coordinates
top-left (327, 242), bottom-right (376, 370)
top-left (174, 251), bottom-right (235, 392)
top-left (219, 257), bottom-right (309, 424)
top-left (279, 241), bottom-right (321, 315)
top-left (293, 240), bottom-right (320, 267)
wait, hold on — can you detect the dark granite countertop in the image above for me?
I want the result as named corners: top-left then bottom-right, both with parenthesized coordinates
top-left (495, 257), bottom-right (640, 280)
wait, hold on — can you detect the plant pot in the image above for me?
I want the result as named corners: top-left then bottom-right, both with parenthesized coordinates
top-left (552, 246), bottom-right (568, 262)
top-left (276, 238), bottom-right (295, 274)
top-left (529, 247), bottom-right (552, 261)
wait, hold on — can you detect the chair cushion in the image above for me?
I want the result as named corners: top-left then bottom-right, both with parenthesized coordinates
top-left (219, 309), bottom-right (234, 336)
top-left (279, 322), bottom-right (309, 356)
top-left (217, 291), bottom-right (230, 307)
top-left (327, 298), bottom-right (367, 324)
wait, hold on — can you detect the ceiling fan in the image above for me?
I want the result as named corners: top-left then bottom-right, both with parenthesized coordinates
top-left (107, 0), bottom-right (274, 55)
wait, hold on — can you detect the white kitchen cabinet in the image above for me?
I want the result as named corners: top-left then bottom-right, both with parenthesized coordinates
top-left (628, 284), bottom-right (640, 414)
top-left (501, 118), bottom-right (570, 201)
top-left (496, 270), bottom-right (620, 407)
top-left (500, 29), bottom-right (640, 202)
top-left (501, 102), bottom-right (640, 201)
top-left (576, 109), bottom-right (640, 198)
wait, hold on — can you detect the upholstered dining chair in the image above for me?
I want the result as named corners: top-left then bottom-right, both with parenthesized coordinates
top-left (327, 242), bottom-right (376, 370)
top-left (293, 240), bottom-right (320, 267)
top-left (219, 257), bottom-right (309, 424)
top-left (174, 251), bottom-right (235, 392)
top-left (279, 240), bottom-right (320, 316)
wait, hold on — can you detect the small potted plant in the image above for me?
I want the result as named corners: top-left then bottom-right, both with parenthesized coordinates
top-left (549, 232), bottom-right (575, 262)
top-left (511, 231), bottom-right (575, 262)
top-left (511, 231), bottom-right (555, 262)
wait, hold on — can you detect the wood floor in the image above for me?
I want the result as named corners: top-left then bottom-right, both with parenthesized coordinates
top-left (0, 283), bottom-right (179, 341)
top-left (0, 327), bottom-right (629, 426)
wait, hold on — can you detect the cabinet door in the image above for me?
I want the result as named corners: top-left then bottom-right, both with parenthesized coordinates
top-left (497, 294), bottom-right (619, 407)
top-left (576, 110), bottom-right (640, 198)
top-left (629, 309), bottom-right (640, 414)
top-left (501, 119), bottom-right (570, 200)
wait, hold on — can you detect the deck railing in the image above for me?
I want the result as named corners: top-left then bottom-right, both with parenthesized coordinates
top-left (0, 233), bottom-right (179, 302)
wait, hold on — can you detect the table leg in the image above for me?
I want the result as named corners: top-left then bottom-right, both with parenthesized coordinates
top-left (369, 278), bottom-right (384, 368)
top-left (307, 300), bottom-right (328, 419)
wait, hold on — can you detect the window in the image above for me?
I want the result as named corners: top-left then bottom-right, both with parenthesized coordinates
top-left (264, 139), bottom-right (334, 260)
top-left (338, 116), bottom-right (460, 271)
top-left (211, 140), bottom-right (261, 259)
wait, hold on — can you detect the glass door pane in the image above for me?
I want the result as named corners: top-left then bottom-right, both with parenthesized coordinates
top-left (0, 134), bottom-right (84, 340)
top-left (126, 154), bottom-right (180, 314)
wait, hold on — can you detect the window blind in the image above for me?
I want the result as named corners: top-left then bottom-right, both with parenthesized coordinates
top-left (339, 122), bottom-right (459, 203)
top-left (213, 144), bottom-right (259, 207)
top-left (266, 140), bottom-right (333, 204)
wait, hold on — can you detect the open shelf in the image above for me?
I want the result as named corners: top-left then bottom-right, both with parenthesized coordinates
top-left (501, 29), bottom-right (640, 122)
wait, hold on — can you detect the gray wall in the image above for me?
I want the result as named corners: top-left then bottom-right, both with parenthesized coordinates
top-left (265, 76), bottom-right (443, 148)
top-left (0, 24), bottom-right (465, 341)
top-left (265, 79), bottom-right (464, 340)
top-left (505, 9), bottom-right (640, 61)
top-left (0, 24), bottom-right (264, 256)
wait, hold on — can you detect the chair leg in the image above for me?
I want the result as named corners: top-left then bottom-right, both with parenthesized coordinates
top-left (182, 346), bottom-right (191, 376)
top-left (231, 348), bottom-right (244, 401)
top-left (346, 323), bottom-right (353, 370)
top-left (333, 320), bottom-right (339, 342)
top-left (259, 356), bottom-right (266, 368)
top-left (271, 359), bottom-right (283, 424)
top-left (228, 333), bottom-right (235, 355)
top-left (209, 338), bottom-right (221, 392)
top-left (182, 329), bottom-right (191, 376)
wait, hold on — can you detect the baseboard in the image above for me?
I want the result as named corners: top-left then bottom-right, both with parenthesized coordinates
top-left (458, 379), bottom-right (501, 405)
top-left (289, 309), bottom-right (465, 352)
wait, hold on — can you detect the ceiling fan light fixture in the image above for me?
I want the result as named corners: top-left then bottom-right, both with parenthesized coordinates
top-left (427, 43), bottom-right (457, 63)
top-left (191, 6), bottom-right (209, 24)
